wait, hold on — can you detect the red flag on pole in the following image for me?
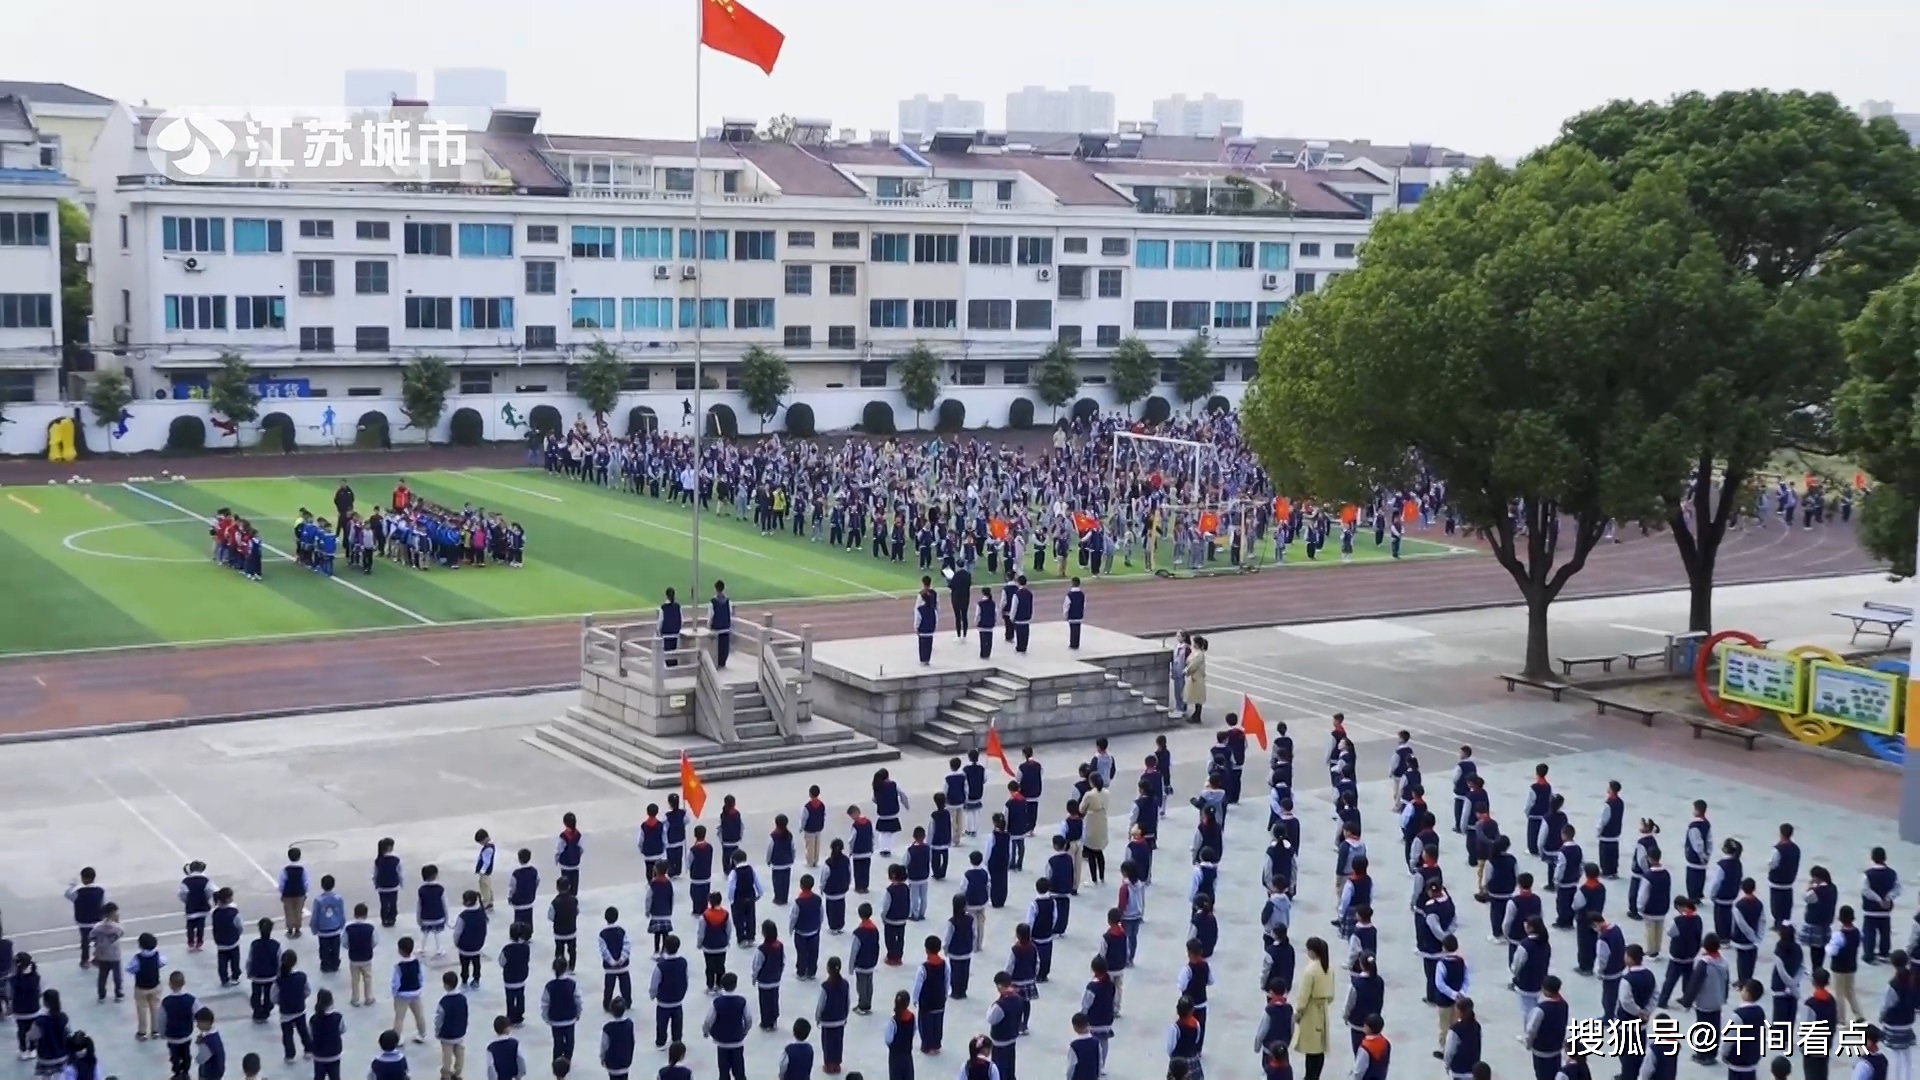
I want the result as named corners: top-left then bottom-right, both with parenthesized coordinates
top-left (1240, 694), bottom-right (1269, 751)
top-left (700, 0), bottom-right (786, 74)
top-left (679, 751), bottom-right (709, 818)
top-left (984, 725), bottom-right (1014, 777)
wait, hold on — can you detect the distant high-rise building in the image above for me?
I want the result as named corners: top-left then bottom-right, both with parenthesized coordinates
top-left (1860, 100), bottom-right (1920, 143)
top-left (432, 68), bottom-right (508, 109)
top-left (1004, 85), bottom-right (1115, 134)
top-left (898, 94), bottom-right (986, 137)
top-left (1151, 94), bottom-right (1245, 138)
top-left (344, 69), bottom-right (418, 108)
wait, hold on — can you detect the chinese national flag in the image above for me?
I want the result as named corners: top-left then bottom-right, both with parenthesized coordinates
top-left (1402, 500), bottom-right (1418, 522)
top-left (1240, 694), bottom-right (1269, 751)
top-left (679, 752), bottom-right (708, 818)
top-left (1339, 504), bottom-right (1359, 526)
top-left (984, 725), bottom-right (1014, 777)
top-left (1198, 511), bottom-right (1219, 535)
top-left (701, 0), bottom-right (785, 75)
top-left (1274, 497), bottom-right (1291, 519)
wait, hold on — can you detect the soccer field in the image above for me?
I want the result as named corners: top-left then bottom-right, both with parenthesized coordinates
top-left (0, 468), bottom-right (1463, 657)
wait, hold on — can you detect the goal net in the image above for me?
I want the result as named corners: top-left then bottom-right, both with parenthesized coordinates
top-left (1146, 497), bottom-right (1268, 577)
top-left (1108, 430), bottom-right (1219, 505)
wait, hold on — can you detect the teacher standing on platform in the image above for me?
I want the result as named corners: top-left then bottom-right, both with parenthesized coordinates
top-left (710, 581), bottom-right (733, 667)
top-left (915, 577), bottom-right (939, 666)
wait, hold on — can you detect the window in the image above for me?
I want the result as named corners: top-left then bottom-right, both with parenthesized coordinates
top-left (1258, 242), bottom-right (1290, 271)
top-left (1298, 242), bottom-right (1321, 258)
top-left (299, 327), bottom-right (335, 352)
top-left (913, 233), bottom-right (959, 264)
top-left (355, 326), bottom-right (389, 352)
top-left (621, 298), bottom-right (673, 330)
top-left (1132, 301), bottom-right (1168, 330)
top-left (784, 264), bottom-right (812, 296)
top-left (232, 218), bottom-right (283, 254)
top-left (1170, 301), bottom-right (1210, 330)
top-left (912, 299), bottom-right (957, 329)
top-left (831, 231), bottom-right (860, 250)
top-left (354, 261), bottom-right (389, 295)
top-left (622, 365), bottom-right (651, 391)
top-left (527, 224), bottom-right (559, 244)
top-left (1097, 268), bottom-right (1124, 299)
top-left (1056, 266), bottom-right (1088, 300)
top-left (870, 233), bottom-right (910, 263)
top-left (1101, 237), bottom-right (1130, 258)
top-left (234, 295), bottom-right (285, 330)
top-left (828, 325), bottom-right (857, 350)
top-left (1135, 240), bottom-right (1168, 269)
top-left (869, 299), bottom-right (908, 329)
top-left (0, 212), bottom-right (51, 247)
top-left (405, 296), bottom-right (455, 330)
top-left (37, 135), bottom-right (59, 171)
top-left (120, 289), bottom-right (129, 323)
top-left (1063, 237), bottom-right (1088, 255)
top-left (355, 220), bottom-right (390, 241)
top-left (524, 260), bottom-right (557, 295)
top-left (570, 297), bottom-right (616, 329)
top-left (1212, 301), bottom-right (1252, 330)
top-left (1334, 243), bottom-right (1356, 259)
top-left (162, 295), bottom-right (227, 331)
top-left (674, 365), bottom-right (697, 390)
top-left (1294, 272), bottom-right (1316, 295)
top-left (734, 230), bottom-right (776, 261)
top-left (678, 298), bottom-right (728, 329)
top-left (948, 179), bottom-right (974, 202)
top-left (525, 326), bottom-right (558, 350)
top-left (956, 362), bottom-right (986, 387)
top-left (1017, 237), bottom-right (1054, 266)
top-left (828, 265), bottom-right (858, 296)
top-left (620, 227), bottom-right (672, 261)
top-left (859, 362), bottom-right (889, 388)
top-left (733, 298), bottom-right (775, 329)
top-left (1096, 324), bottom-right (1121, 348)
top-left (1256, 301), bottom-right (1287, 328)
top-left (571, 226), bottom-right (615, 260)
top-left (1014, 299), bottom-right (1052, 331)
top-left (1002, 361), bottom-right (1029, 385)
top-left (787, 230), bottom-right (815, 249)
top-left (1217, 242), bottom-right (1255, 270)
top-left (996, 180), bottom-right (1015, 202)
top-left (403, 222), bottom-right (453, 256)
top-left (968, 235), bottom-right (1012, 266)
top-left (458, 223), bottom-right (514, 258)
top-left (875, 176), bottom-right (912, 200)
top-left (460, 297), bottom-right (514, 331)
top-left (460, 369), bottom-right (494, 394)
top-left (783, 326), bottom-right (812, 350)
top-left (967, 300), bottom-right (1012, 331)
top-left (1172, 241), bottom-right (1212, 270)
top-left (0, 294), bottom-right (54, 329)
top-left (298, 219), bottom-right (334, 240)
top-left (1057, 325), bottom-right (1083, 347)
top-left (119, 214), bottom-right (128, 250)
top-left (162, 216), bottom-right (225, 253)
top-left (297, 259), bottom-right (334, 297)
top-left (663, 168), bottom-right (694, 193)
top-left (677, 229), bottom-right (727, 260)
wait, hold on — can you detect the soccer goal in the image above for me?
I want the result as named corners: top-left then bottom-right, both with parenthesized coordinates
top-left (1147, 496), bottom-right (1267, 578)
top-left (1109, 430), bottom-right (1219, 504)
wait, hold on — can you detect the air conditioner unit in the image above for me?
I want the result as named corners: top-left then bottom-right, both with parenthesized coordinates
top-left (1035, 267), bottom-right (1053, 283)
top-left (653, 264), bottom-right (671, 281)
top-left (73, 242), bottom-right (92, 264)
top-left (112, 323), bottom-right (129, 345)
top-left (182, 256), bottom-right (202, 273)
top-left (1260, 272), bottom-right (1280, 291)
top-left (679, 265), bottom-right (698, 281)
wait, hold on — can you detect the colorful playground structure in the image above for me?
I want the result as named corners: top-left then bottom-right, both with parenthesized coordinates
top-left (1694, 629), bottom-right (1911, 763)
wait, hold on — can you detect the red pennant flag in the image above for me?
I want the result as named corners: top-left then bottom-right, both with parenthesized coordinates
top-left (679, 752), bottom-right (708, 818)
top-left (1240, 694), bottom-right (1269, 751)
top-left (984, 725), bottom-right (1014, 777)
top-left (700, 0), bottom-right (785, 75)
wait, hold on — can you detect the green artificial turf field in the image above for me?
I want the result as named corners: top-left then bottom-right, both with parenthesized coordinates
top-left (0, 469), bottom-right (1463, 657)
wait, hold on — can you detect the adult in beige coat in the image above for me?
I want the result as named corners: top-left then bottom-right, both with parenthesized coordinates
top-left (1291, 936), bottom-right (1336, 1080)
top-left (1185, 635), bottom-right (1210, 725)
top-left (1079, 776), bottom-right (1111, 885)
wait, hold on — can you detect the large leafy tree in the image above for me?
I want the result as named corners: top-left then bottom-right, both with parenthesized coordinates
top-left (1558, 90), bottom-right (1920, 631)
top-left (1173, 334), bottom-right (1216, 407)
top-left (399, 356), bottom-right (454, 434)
top-left (1835, 268), bottom-right (1920, 578)
top-left (207, 352), bottom-right (260, 446)
top-left (575, 341), bottom-right (627, 420)
top-left (738, 345), bottom-right (792, 431)
top-left (1034, 342), bottom-right (1079, 419)
top-left (1108, 337), bottom-right (1156, 417)
top-left (897, 344), bottom-right (941, 429)
top-left (1243, 147), bottom-right (1748, 678)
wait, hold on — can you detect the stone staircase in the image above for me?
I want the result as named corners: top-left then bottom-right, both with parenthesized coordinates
top-left (912, 674), bottom-right (1029, 754)
top-left (1102, 668), bottom-right (1187, 725)
top-left (533, 702), bottom-right (898, 788)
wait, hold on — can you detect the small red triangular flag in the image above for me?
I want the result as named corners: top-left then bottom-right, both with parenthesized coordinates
top-left (1241, 694), bottom-right (1269, 751)
top-left (679, 751), bottom-right (708, 818)
top-left (984, 725), bottom-right (1014, 777)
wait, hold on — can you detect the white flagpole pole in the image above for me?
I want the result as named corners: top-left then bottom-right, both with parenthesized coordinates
top-left (689, 0), bottom-right (706, 613)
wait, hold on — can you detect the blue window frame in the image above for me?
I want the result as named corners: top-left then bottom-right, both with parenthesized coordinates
top-left (677, 229), bottom-right (727, 260)
top-left (733, 230), bottom-right (776, 261)
top-left (1256, 300), bottom-right (1287, 327)
top-left (1212, 301), bottom-right (1252, 330)
top-left (1294, 271), bottom-right (1316, 295)
top-left (231, 218), bottom-right (282, 254)
top-left (1134, 239), bottom-right (1168, 269)
top-left (570, 297), bottom-right (616, 329)
top-left (1216, 242), bottom-right (1254, 270)
top-left (948, 179), bottom-right (974, 201)
top-left (622, 297), bottom-right (673, 330)
top-left (458, 223), bottom-right (514, 258)
top-left (459, 297), bottom-right (515, 330)
top-left (870, 233), bottom-right (910, 263)
top-left (621, 227), bottom-right (673, 261)
top-left (677, 298), bottom-right (728, 329)
top-left (571, 226), bottom-right (615, 260)
top-left (1172, 240), bottom-right (1212, 270)
top-left (733, 298), bottom-right (775, 329)
top-left (868, 298), bottom-right (908, 328)
top-left (162, 216), bottom-right (225, 253)
top-left (234, 295), bottom-right (285, 330)
top-left (1258, 242), bottom-right (1290, 271)
top-left (163, 295), bottom-right (228, 331)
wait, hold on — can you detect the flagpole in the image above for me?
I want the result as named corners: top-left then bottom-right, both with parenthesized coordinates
top-left (689, 0), bottom-right (706, 619)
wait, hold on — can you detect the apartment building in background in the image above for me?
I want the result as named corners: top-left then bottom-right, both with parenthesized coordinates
top-left (1151, 94), bottom-right (1245, 138)
top-left (433, 68), bottom-right (509, 109)
top-left (1861, 99), bottom-right (1920, 143)
top-left (1005, 86), bottom-right (1115, 134)
top-left (898, 95), bottom-right (987, 140)
top-left (0, 92), bottom-right (78, 402)
top-left (344, 69), bottom-right (419, 108)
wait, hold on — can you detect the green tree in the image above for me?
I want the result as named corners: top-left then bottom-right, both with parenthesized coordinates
top-left (760, 114), bottom-right (797, 141)
top-left (1242, 148), bottom-right (1740, 679)
top-left (1558, 89), bottom-right (1920, 632)
top-left (399, 355), bottom-right (454, 435)
top-left (85, 369), bottom-right (132, 449)
top-left (1835, 266), bottom-right (1920, 578)
top-left (898, 343), bottom-right (942, 429)
top-left (1173, 334), bottom-right (1216, 407)
top-left (59, 200), bottom-right (91, 371)
top-left (1109, 337), bottom-right (1156, 417)
top-left (575, 340), bottom-right (626, 420)
top-left (738, 345), bottom-right (792, 431)
top-left (207, 352), bottom-right (260, 446)
top-left (1034, 342), bottom-right (1080, 419)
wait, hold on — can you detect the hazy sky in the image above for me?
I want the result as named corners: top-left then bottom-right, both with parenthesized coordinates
top-left (12, 0), bottom-right (1914, 158)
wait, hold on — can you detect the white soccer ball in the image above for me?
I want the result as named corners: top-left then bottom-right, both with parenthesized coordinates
top-left (46, 479), bottom-right (56, 485)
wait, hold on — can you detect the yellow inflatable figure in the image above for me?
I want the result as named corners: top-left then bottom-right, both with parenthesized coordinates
top-left (45, 416), bottom-right (76, 463)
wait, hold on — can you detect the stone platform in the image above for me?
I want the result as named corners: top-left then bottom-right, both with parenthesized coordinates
top-left (810, 622), bottom-right (1182, 753)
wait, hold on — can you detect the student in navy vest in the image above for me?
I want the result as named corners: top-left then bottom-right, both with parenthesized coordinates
top-left (179, 861), bottom-right (214, 954)
top-left (1442, 995), bottom-right (1480, 1080)
top-left (1725, 979), bottom-right (1769, 1080)
top-left (372, 839), bottom-right (404, 929)
top-left (665, 794), bottom-right (691, 879)
top-left (986, 971), bottom-right (1025, 1079)
top-left (507, 849), bottom-right (540, 933)
top-left (484, 1015), bottom-right (525, 1080)
top-left (433, 969), bottom-right (468, 1079)
top-left (599, 996), bottom-right (635, 1080)
top-left (1830, 904), bottom-right (1867, 1024)
top-left (278, 847), bottom-right (310, 939)
top-left (391, 936), bottom-right (430, 1043)
top-left (752, 920), bottom-right (788, 1031)
top-left (883, 987), bottom-right (917, 1078)
top-left (1080, 956), bottom-right (1117, 1072)
top-left (778, 1017), bottom-right (815, 1080)
top-left (703, 971), bottom-right (754, 1080)
top-left (367, 1029), bottom-right (408, 1080)
top-left (976, 588), bottom-right (997, 660)
top-left (1523, 975), bottom-right (1569, 1080)
top-left (947, 894), bottom-right (977, 1001)
top-left (1864, 848), bottom-right (1902, 966)
top-left (599, 907), bottom-right (633, 1012)
top-left (649, 933), bottom-right (690, 1049)
top-left (659, 588), bottom-right (683, 667)
top-left (689, 827), bottom-right (717, 916)
top-left (454, 890), bottom-right (488, 988)
top-left (1615, 946), bottom-right (1657, 1077)
top-left (768, 817), bottom-right (798, 907)
top-left (815, 956), bottom-right (852, 1071)
top-left (914, 934), bottom-right (950, 1053)
top-left (245, 918), bottom-right (282, 1023)
top-left (710, 581), bottom-right (734, 668)
top-left (158, 969), bottom-right (197, 1077)
top-left (274, 950), bottom-right (312, 1061)
top-left (1063, 578), bottom-right (1086, 650)
top-left (1013, 575), bottom-right (1035, 654)
top-left (790, 876), bottom-right (824, 981)
top-left (554, 814), bottom-right (585, 897)
top-left (915, 578), bottom-right (939, 665)
top-left (540, 955), bottom-right (581, 1063)
top-left (1768, 825), bottom-right (1801, 927)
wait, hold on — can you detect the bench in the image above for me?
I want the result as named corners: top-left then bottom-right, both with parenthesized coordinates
top-left (1833, 602), bottom-right (1914, 646)
top-left (1500, 674), bottom-right (1568, 701)
top-left (1685, 716), bottom-right (1760, 750)
top-left (1558, 655), bottom-right (1617, 676)
top-left (1592, 697), bottom-right (1659, 726)
top-left (1622, 649), bottom-right (1666, 671)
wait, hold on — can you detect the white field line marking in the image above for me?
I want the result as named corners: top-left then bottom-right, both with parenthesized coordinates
top-left (11, 913), bottom-right (179, 940)
top-left (63, 517), bottom-right (207, 564)
top-left (89, 773), bottom-right (190, 861)
top-left (422, 655), bottom-right (441, 666)
top-left (1610, 624), bottom-right (1676, 637)
top-left (1209, 663), bottom-right (1527, 751)
top-left (109, 739), bottom-right (278, 888)
top-left (458, 472), bottom-right (563, 502)
top-left (122, 483), bottom-right (436, 626)
top-left (6, 493), bottom-right (39, 513)
top-left (603, 510), bottom-right (895, 598)
top-left (32, 674), bottom-right (45, 687)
